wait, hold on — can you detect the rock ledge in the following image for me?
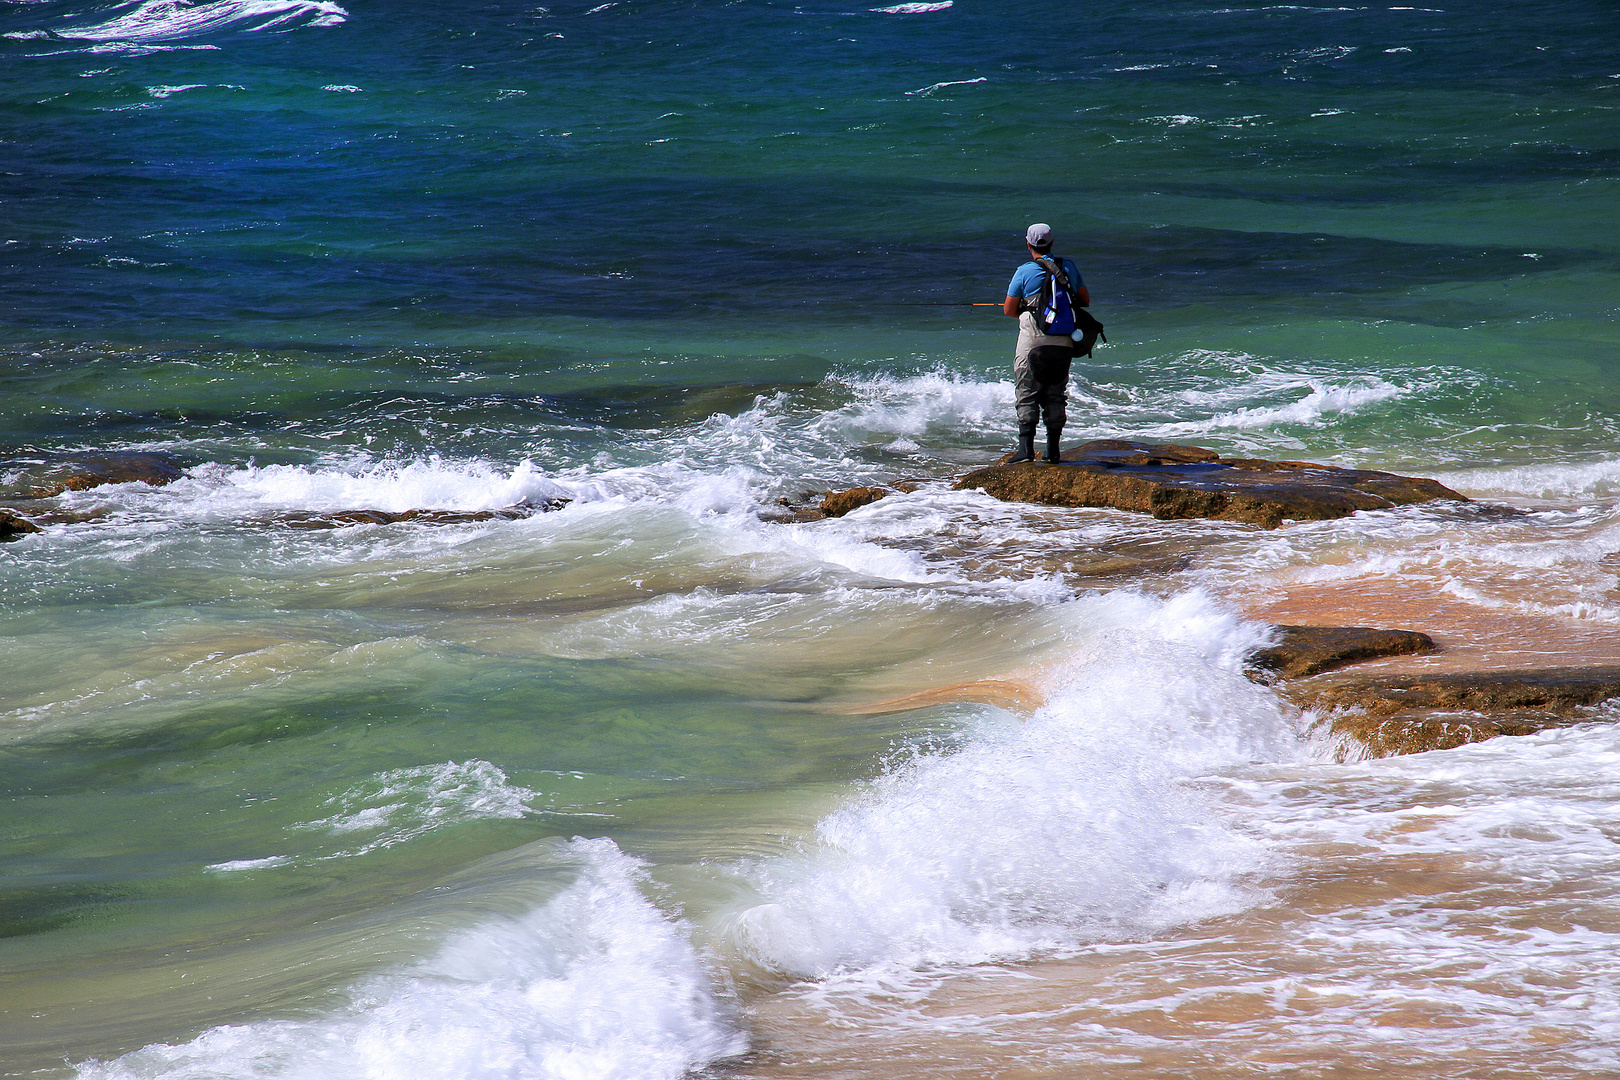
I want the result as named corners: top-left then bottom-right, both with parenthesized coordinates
top-left (952, 440), bottom-right (1467, 528)
top-left (1285, 667), bottom-right (1620, 757)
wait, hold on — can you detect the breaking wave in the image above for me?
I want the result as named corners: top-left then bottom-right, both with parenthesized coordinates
top-left (79, 839), bottom-right (745, 1080)
top-left (54, 0), bottom-right (346, 42)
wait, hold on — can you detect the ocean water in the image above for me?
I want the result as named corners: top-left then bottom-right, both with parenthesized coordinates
top-left (2, 0), bottom-right (1619, 1076)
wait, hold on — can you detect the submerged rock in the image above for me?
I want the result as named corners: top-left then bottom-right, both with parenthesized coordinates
top-left (0, 451), bottom-right (186, 498)
top-left (764, 479), bottom-right (932, 523)
top-left (1286, 666), bottom-right (1620, 757)
top-left (954, 439), bottom-right (1467, 529)
top-left (276, 501), bottom-right (568, 530)
top-left (1245, 625), bottom-right (1436, 680)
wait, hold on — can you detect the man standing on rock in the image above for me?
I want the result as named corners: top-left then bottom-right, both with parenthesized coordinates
top-left (1003, 223), bottom-right (1089, 464)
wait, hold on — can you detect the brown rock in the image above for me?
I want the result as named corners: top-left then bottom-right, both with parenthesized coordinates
top-left (1246, 625), bottom-right (1436, 680)
top-left (955, 439), bottom-right (1467, 529)
top-left (1321, 712), bottom-right (1573, 758)
top-left (1287, 666), bottom-right (1620, 758)
top-left (0, 509), bottom-right (42, 541)
top-left (819, 486), bottom-right (890, 518)
top-left (1290, 667), bottom-right (1620, 716)
top-left (0, 451), bottom-right (186, 498)
top-left (277, 501), bottom-right (567, 530)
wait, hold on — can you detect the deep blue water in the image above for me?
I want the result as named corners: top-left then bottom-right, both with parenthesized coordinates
top-left (5, 0), bottom-right (1617, 344)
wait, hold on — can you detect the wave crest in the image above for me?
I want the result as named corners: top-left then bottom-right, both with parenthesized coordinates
top-left (57, 0), bottom-right (347, 43)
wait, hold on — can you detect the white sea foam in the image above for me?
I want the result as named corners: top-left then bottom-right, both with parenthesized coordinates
top-left (872, 1), bottom-right (952, 12)
top-left (296, 760), bottom-right (535, 857)
top-left (1192, 479), bottom-right (1620, 628)
top-left (56, 0), bottom-right (347, 43)
top-left (1186, 723), bottom-right (1620, 1063)
top-left (1441, 457), bottom-right (1620, 502)
top-left (204, 855), bottom-right (291, 873)
top-left (145, 83), bottom-right (206, 97)
top-left (1142, 366), bottom-right (1409, 436)
top-left (37, 360), bottom-right (1418, 538)
top-left (81, 456), bottom-right (590, 520)
top-left (906, 76), bottom-right (984, 96)
top-left (814, 369), bottom-right (1014, 444)
top-left (78, 839), bottom-right (745, 1080)
top-left (719, 592), bottom-right (1297, 979)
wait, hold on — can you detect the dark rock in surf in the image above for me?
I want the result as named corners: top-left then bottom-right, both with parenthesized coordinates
top-left (1284, 666), bottom-right (1620, 757)
top-left (0, 508), bottom-right (42, 541)
top-left (953, 440), bottom-right (1468, 529)
top-left (277, 500), bottom-right (568, 530)
top-left (1245, 625), bottom-right (1436, 681)
top-left (764, 479), bottom-right (932, 523)
top-left (0, 451), bottom-right (186, 498)
top-left (819, 486), bottom-right (890, 518)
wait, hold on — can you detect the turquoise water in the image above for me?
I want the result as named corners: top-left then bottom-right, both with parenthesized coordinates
top-left (3, 1), bottom-right (1620, 1077)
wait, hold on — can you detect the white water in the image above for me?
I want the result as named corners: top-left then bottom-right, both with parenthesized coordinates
top-left (55, 0), bottom-right (346, 42)
top-left (78, 839), bottom-right (746, 1080)
top-left (724, 595), bottom-right (1296, 980)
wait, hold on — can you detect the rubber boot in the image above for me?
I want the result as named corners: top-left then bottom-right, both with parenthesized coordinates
top-left (1045, 428), bottom-right (1063, 464)
top-left (1008, 427), bottom-right (1036, 463)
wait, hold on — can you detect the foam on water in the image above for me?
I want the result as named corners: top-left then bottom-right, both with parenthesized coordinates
top-left (814, 369), bottom-right (1014, 448)
top-left (1444, 457), bottom-right (1620, 503)
top-left (1186, 721), bottom-right (1620, 1066)
top-left (77, 838), bottom-right (746, 1080)
top-left (23, 355), bottom-right (1449, 548)
top-left (807, 359), bottom-right (1437, 463)
top-left (294, 759), bottom-right (536, 857)
top-left (55, 0), bottom-right (346, 41)
top-left (1124, 356), bottom-right (1415, 437)
top-left (718, 591), bottom-right (1299, 981)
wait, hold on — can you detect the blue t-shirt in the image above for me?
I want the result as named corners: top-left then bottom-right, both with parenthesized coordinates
top-left (1007, 256), bottom-right (1083, 301)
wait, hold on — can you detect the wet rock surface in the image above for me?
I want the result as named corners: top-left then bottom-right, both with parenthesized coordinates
top-left (1289, 667), bottom-right (1620, 716)
top-left (953, 439), bottom-right (1468, 529)
top-left (1284, 667), bottom-right (1620, 757)
top-left (1246, 625), bottom-right (1436, 680)
top-left (764, 479), bottom-right (932, 523)
top-left (0, 508), bottom-right (42, 541)
top-left (1316, 711), bottom-right (1589, 759)
top-left (0, 451), bottom-right (187, 499)
top-left (0, 451), bottom-right (192, 539)
top-left (818, 486), bottom-right (891, 519)
top-left (275, 502), bottom-right (567, 529)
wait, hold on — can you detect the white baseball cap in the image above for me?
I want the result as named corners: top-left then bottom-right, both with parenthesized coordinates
top-left (1025, 223), bottom-right (1053, 248)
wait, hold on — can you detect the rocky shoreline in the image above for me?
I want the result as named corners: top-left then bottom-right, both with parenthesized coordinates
top-left (798, 442), bottom-right (1618, 760)
top-left (8, 443), bottom-right (1617, 760)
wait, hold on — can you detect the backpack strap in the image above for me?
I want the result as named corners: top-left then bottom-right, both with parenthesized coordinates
top-left (1034, 255), bottom-right (1073, 296)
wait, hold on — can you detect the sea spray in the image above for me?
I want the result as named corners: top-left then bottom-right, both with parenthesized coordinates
top-left (719, 592), bottom-right (1302, 979)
